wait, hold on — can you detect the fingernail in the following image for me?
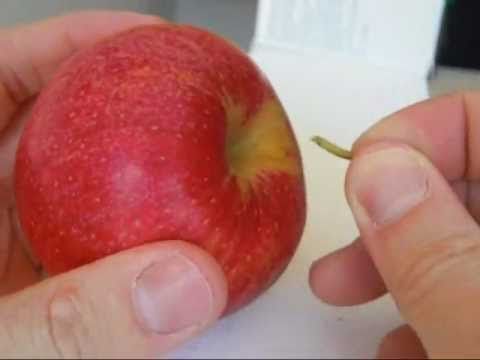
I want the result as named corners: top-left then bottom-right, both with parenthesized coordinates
top-left (132, 253), bottom-right (213, 334)
top-left (349, 147), bottom-right (429, 226)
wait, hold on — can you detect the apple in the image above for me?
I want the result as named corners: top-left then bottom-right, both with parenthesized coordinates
top-left (14, 24), bottom-right (306, 313)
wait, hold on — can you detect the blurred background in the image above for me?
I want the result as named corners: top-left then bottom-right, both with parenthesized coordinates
top-left (1, 0), bottom-right (480, 97)
top-left (0, 0), bottom-right (258, 50)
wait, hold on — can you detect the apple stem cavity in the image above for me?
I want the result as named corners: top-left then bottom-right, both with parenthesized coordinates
top-left (311, 136), bottom-right (352, 160)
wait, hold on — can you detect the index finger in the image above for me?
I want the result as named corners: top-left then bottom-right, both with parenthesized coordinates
top-left (353, 92), bottom-right (480, 182)
top-left (0, 10), bottom-right (164, 131)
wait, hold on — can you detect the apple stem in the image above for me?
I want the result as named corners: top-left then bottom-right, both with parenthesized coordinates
top-left (311, 136), bottom-right (352, 160)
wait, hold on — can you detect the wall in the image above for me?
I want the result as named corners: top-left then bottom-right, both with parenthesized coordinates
top-left (0, 0), bottom-right (256, 50)
top-left (173, 0), bottom-right (257, 49)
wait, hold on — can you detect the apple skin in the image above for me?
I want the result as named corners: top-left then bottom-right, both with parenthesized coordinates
top-left (14, 24), bottom-right (306, 313)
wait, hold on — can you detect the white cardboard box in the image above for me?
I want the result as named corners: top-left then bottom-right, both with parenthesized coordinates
top-left (173, 1), bottom-right (445, 358)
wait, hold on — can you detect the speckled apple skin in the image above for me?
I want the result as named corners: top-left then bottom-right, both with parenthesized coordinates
top-left (14, 24), bottom-right (306, 313)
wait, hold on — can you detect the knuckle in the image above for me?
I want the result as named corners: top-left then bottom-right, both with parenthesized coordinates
top-left (393, 232), bottom-right (480, 318)
top-left (47, 283), bottom-right (93, 358)
top-left (393, 233), bottom-right (480, 312)
top-left (0, 309), bottom-right (20, 355)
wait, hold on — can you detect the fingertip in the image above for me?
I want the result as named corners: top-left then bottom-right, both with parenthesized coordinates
top-left (56, 9), bottom-right (166, 25)
top-left (158, 240), bottom-right (229, 318)
top-left (346, 145), bottom-right (430, 229)
top-left (126, 241), bottom-right (228, 355)
top-left (46, 10), bottom-right (167, 48)
top-left (376, 325), bottom-right (426, 359)
top-left (118, 240), bottom-right (228, 327)
top-left (351, 92), bottom-right (468, 181)
top-left (309, 240), bottom-right (386, 306)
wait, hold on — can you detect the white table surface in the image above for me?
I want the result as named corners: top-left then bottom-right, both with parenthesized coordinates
top-left (172, 47), bottom-right (430, 359)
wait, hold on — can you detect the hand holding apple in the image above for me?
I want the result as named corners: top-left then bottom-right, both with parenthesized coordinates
top-left (0, 11), bottom-right (234, 358)
top-left (15, 23), bottom-right (306, 313)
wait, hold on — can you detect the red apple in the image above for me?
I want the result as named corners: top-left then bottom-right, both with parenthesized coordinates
top-left (14, 24), bottom-right (306, 313)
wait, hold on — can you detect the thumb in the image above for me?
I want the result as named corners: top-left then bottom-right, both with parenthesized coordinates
top-left (346, 143), bottom-right (480, 358)
top-left (0, 240), bottom-right (227, 358)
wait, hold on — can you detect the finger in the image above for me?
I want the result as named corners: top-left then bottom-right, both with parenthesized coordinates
top-left (353, 92), bottom-right (472, 182)
top-left (0, 10), bottom-right (164, 131)
top-left (308, 178), bottom-right (475, 308)
top-left (376, 325), bottom-right (426, 359)
top-left (0, 236), bottom-right (39, 296)
top-left (0, 206), bottom-right (41, 296)
top-left (0, 241), bottom-right (227, 358)
top-left (347, 143), bottom-right (480, 358)
top-left (309, 238), bottom-right (386, 306)
top-left (0, 208), bottom-right (10, 279)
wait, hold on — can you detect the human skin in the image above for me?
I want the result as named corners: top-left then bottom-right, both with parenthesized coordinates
top-left (310, 92), bottom-right (480, 359)
top-left (0, 11), bottom-right (227, 358)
